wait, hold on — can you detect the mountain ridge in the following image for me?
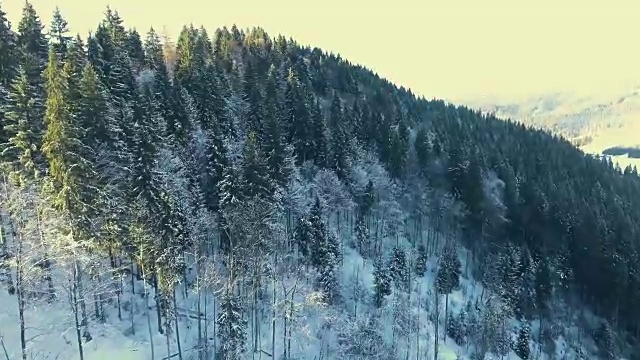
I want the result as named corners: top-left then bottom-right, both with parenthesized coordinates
top-left (1, 3), bottom-right (640, 360)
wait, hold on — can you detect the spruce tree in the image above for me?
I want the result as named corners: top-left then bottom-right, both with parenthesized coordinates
top-left (1, 67), bottom-right (41, 183)
top-left (0, 4), bottom-right (17, 146)
top-left (415, 243), bottom-right (428, 276)
top-left (328, 93), bottom-right (349, 179)
top-left (354, 215), bottom-right (368, 255)
top-left (0, 2), bottom-right (16, 87)
top-left (17, 1), bottom-right (48, 65)
top-left (293, 216), bottom-right (313, 259)
top-left (216, 292), bottom-right (247, 360)
top-left (373, 255), bottom-right (392, 308)
top-left (389, 246), bottom-right (409, 290)
top-left (242, 131), bottom-right (272, 200)
top-left (49, 7), bottom-right (71, 60)
top-left (515, 323), bottom-right (531, 360)
top-left (261, 65), bottom-right (286, 185)
top-left (309, 98), bottom-right (328, 167)
top-left (42, 48), bottom-right (99, 234)
top-left (594, 321), bottom-right (617, 360)
top-left (436, 246), bottom-right (461, 343)
top-left (16, 1), bottom-right (47, 171)
top-left (77, 63), bottom-right (110, 153)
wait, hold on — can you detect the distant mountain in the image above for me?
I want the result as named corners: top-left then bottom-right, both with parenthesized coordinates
top-left (463, 88), bottom-right (640, 169)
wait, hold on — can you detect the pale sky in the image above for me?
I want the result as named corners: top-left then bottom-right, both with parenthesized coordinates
top-left (4, 0), bottom-right (640, 102)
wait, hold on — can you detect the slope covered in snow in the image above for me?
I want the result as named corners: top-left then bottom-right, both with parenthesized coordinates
top-left (2, 3), bottom-right (639, 360)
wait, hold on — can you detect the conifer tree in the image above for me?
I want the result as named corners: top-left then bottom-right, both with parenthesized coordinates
top-left (261, 65), bottom-right (287, 184)
top-left (15, 1), bottom-right (47, 171)
top-left (515, 323), bottom-right (531, 360)
top-left (216, 292), bottom-right (247, 360)
top-left (594, 321), bottom-right (617, 360)
top-left (77, 63), bottom-right (110, 155)
top-left (415, 243), bottom-right (428, 276)
top-left (389, 246), bottom-right (409, 290)
top-left (446, 309), bottom-right (464, 345)
top-left (436, 246), bottom-right (461, 343)
top-left (328, 93), bottom-right (349, 179)
top-left (354, 215), bottom-right (368, 255)
top-left (0, 2), bottom-right (17, 88)
top-left (293, 216), bottom-right (313, 259)
top-left (309, 98), bottom-right (328, 167)
top-left (242, 131), bottom-right (272, 200)
top-left (373, 255), bottom-right (392, 308)
top-left (0, 3), bottom-right (17, 149)
top-left (126, 29), bottom-right (144, 71)
top-left (49, 7), bottom-right (71, 60)
top-left (42, 48), bottom-right (100, 234)
top-left (1, 67), bottom-right (41, 183)
top-left (17, 1), bottom-right (48, 66)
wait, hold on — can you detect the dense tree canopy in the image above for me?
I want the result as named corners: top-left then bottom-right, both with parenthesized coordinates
top-left (2, 2), bottom-right (640, 357)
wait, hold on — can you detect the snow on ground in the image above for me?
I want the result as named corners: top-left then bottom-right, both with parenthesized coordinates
top-left (1, 226), bottom-right (598, 360)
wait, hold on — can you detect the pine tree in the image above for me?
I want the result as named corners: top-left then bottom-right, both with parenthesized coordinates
top-left (593, 321), bottom-right (617, 360)
top-left (284, 68), bottom-right (313, 164)
top-left (15, 1), bottom-right (47, 171)
top-left (515, 323), bottom-right (531, 360)
top-left (388, 120), bottom-right (409, 178)
top-left (63, 36), bottom-right (86, 119)
top-left (217, 159), bottom-right (242, 254)
top-left (49, 7), bottom-right (71, 60)
top-left (328, 93), bottom-right (349, 179)
top-left (373, 255), bottom-right (391, 308)
top-left (216, 292), bottom-right (247, 360)
top-left (42, 48), bottom-right (100, 234)
top-left (126, 29), bottom-right (144, 71)
top-left (293, 216), bottom-right (313, 259)
top-left (359, 179), bottom-right (376, 216)
top-left (17, 1), bottom-right (48, 65)
top-left (354, 215), bottom-right (369, 254)
top-left (317, 250), bottom-right (340, 305)
top-left (261, 65), bottom-right (286, 185)
top-left (77, 64), bottom-right (110, 149)
top-left (307, 197), bottom-right (340, 272)
top-left (436, 246), bottom-right (461, 344)
top-left (415, 243), bottom-right (428, 276)
top-left (1, 67), bottom-right (41, 183)
top-left (447, 310), bottom-right (464, 345)
top-left (144, 27), bottom-right (189, 143)
top-left (0, 3), bottom-right (17, 148)
top-left (389, 246), bottom-right (408, 290)
top-left (436, 247), bottom-right (461, 295)
top-left (309, 98), bottom-right (328, 167)
top-left (0, 2), bottom-right (16, 88)
top-left (242, 131), bottom-right (272, 200)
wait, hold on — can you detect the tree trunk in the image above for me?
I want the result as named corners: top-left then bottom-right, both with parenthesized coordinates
top-left (72, 259), bottom-right (85, 360)
top-left (433, 293), bottom-right (439, 360)
top-left (36, 209), bottom-right (55, 302)
top-left (173, 288), bottom-right (183, 360)
top-left (271, 272), bottom-right (276, 360)
top-left (444, 293), bottom-right (449, 343)
top-left (76, 264), bottom-right (91, 342)
top-left (142, 265), bottom-right (155, 360)
top-left (16, 230), bottom-right (27, 360)
top-left (154, 275), bottom-right (164, 334)
top-left (287, 290), bottom-right (294, 358)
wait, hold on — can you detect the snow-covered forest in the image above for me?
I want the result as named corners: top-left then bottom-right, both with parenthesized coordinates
top-left (1, 3), bottom-right (640, 360)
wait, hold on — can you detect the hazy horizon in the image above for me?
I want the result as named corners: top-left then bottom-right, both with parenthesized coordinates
top-left (5, 0), bottom-right (640, 103)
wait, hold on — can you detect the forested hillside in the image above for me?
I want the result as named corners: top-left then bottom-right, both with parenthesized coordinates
top-left (1, 3), bottom-right (640, 360)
